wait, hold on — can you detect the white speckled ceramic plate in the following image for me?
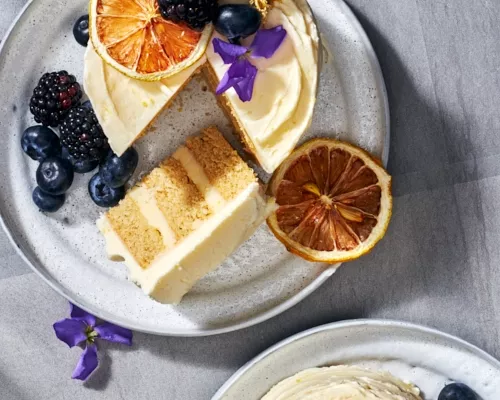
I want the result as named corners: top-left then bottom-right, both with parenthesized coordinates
top-left (0, 0), bottom-right (389, 335)
top-left (213, 320), bottom-right (500, 399)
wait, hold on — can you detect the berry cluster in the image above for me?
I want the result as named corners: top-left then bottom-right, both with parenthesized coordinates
top-left (25, 79), bottom-right (139, 215)
top-left (22, 104), bottom-right (138, 212)
top-left (29, 76), bottom-right (109, 164)
top-left (159, 0), bottom-right (218, 31)
top-left (158, 1), bottom-right (263, 45)
top-left (20, 14), bottom-right (141, 214)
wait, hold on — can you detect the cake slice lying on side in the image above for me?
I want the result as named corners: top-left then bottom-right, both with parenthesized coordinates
top-left (97, 127), bottom-right (275, 304)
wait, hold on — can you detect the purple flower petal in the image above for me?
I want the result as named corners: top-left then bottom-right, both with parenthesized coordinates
top-left (212, 38), bottom-right (248, 64)
top-left (70, 303), bottom-right (96, 327)
top-left (216, 60), bottom-right (247, 95)
top-left (250, 25), bottom-right (287, 59)
top-left (216, 59), bottom-right (258, 102)
top-left (233, 63), bottom-right (258, 102)
top-left (72, 344), bottom-right (98, 381)
top-left (53, 318), bottom-right (87, 348)
top-left (94, 323), bottom-right (133, 346)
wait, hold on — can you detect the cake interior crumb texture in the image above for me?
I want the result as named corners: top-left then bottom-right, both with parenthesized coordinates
top-left (144, 158), bottom-right (213, 240)
top-left (104, 126), bottom-right (258, 270)
top-left (106, 196), bottom-right (165, 269)
top-left (186, 127), bottom-right (257, 201)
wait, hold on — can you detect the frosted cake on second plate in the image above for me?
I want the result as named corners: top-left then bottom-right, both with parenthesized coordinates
top-left (98, 127), bottom-right (274, 304)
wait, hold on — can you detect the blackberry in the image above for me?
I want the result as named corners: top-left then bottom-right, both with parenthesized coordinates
top-left (29, 71), bottom-right (83, 127)
top-left (59, 106), bottom-right (109, 161)
top-left (159, 0), bottom-right (218, 31)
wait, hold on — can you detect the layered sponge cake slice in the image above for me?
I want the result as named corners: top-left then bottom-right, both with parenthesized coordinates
top-left (98, 127), bottom-right (274, 304)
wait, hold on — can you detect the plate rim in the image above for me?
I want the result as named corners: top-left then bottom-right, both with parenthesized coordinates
top-left (211, 318), bottom-right (500, 399)
top-left (0, 0), bottom-right (390, 337)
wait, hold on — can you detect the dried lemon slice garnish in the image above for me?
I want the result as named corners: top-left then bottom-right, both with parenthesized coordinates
top-left (267, 138), bottom-right (392, 263)
top-left (89, 0), bottom-right (212, 81)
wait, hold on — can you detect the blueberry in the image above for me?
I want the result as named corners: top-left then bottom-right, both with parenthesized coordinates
top-left (73, 158), bottom-right (99, 174)
top-left (73, 15), bottom-right (89, 47)
top-left (21, 125), bottom-right (61, 161)
top-left (89, 173), bottom-right (125, 208)
top-left (60, 146), bottom-right (72, 163)
top-left (82, 100), bottom-right (92, 109)
top-left (61, 146), bottom-right (72, 160)
top-left (36, 157), bottom-right (74, 195)
top-left (99, 147), bottom-right (139, 188)
top-left (439, 383), bottom-right (477, 400)
top-left (214, 5), bottom-right (262, 42)
top-left (32, 187), bottom-right (65, 213)
top-left (61, 147), bottom-right (98, 174)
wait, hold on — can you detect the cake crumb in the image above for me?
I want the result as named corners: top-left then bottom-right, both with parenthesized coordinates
top-left (185, 127), bottom-right (256, 201)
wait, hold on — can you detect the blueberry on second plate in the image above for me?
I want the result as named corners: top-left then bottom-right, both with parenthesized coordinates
top-left (73, 15), bottom-right (89, 47)
top-left (61, 147), bottom-right (98, 174)
top-left (438, 383), bottom-right (477, 400)
top-left (32, 187), bottom-right (65, 212)
top-left (36, 157), bottom-right (74, 195)
top-left (100, 147), bottom-right (139, 188)
top-left (21, 125), bottom-right (61, 161)
top-left (89, 173), bottom-right (125, 208)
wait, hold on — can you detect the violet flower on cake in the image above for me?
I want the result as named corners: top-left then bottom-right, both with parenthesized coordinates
top-left (213, 25), bottom-right (287, 102)
top-left (53, 303), bottom-right (133, 381)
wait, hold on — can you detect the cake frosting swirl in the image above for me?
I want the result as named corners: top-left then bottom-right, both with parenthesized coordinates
top-left (206, 0), bottom-right (319, 173)
top-left (261, 366), bottom-right (422, 400)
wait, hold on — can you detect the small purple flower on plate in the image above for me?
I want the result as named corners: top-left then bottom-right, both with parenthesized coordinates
top-left (213, 25), bottom-right (287, 102)
top-left (53, 303), bottom-right (132, 381)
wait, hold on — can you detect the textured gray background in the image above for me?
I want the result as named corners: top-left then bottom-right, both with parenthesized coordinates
top-left (1, 0), bottom-right (500, 399)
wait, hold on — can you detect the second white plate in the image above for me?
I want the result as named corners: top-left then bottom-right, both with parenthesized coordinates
top-left (213, 320), bottom-right (500, 399)
top-left (0, 0), bottom-right (388, 335)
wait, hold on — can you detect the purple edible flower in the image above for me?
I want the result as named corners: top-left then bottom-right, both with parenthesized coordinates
top-left (214, 25), bottom-right (287, 102)
top-left (53, 303), bottom-right (132, 381)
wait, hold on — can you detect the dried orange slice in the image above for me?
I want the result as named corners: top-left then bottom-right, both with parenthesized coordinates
top-left (267, 139), bottom-right (392, 263)
top-left (89, 0), bottom-right (212, 81)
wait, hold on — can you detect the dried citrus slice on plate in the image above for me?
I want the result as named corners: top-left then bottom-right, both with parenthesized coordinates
top-left (89, 0), bottom-right (212, 81)
top-left (267, 139), bottom-right (392, 263)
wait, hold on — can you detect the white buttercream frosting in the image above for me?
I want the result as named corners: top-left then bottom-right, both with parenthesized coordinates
top-left (206, 0), bottom-right (319, 172)
top-left (261, 366), bottom-right (422, 400)
top-left (84, 44), bottom-right (206, 156)
top-left (98, 182), bottom-right (274, 304)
